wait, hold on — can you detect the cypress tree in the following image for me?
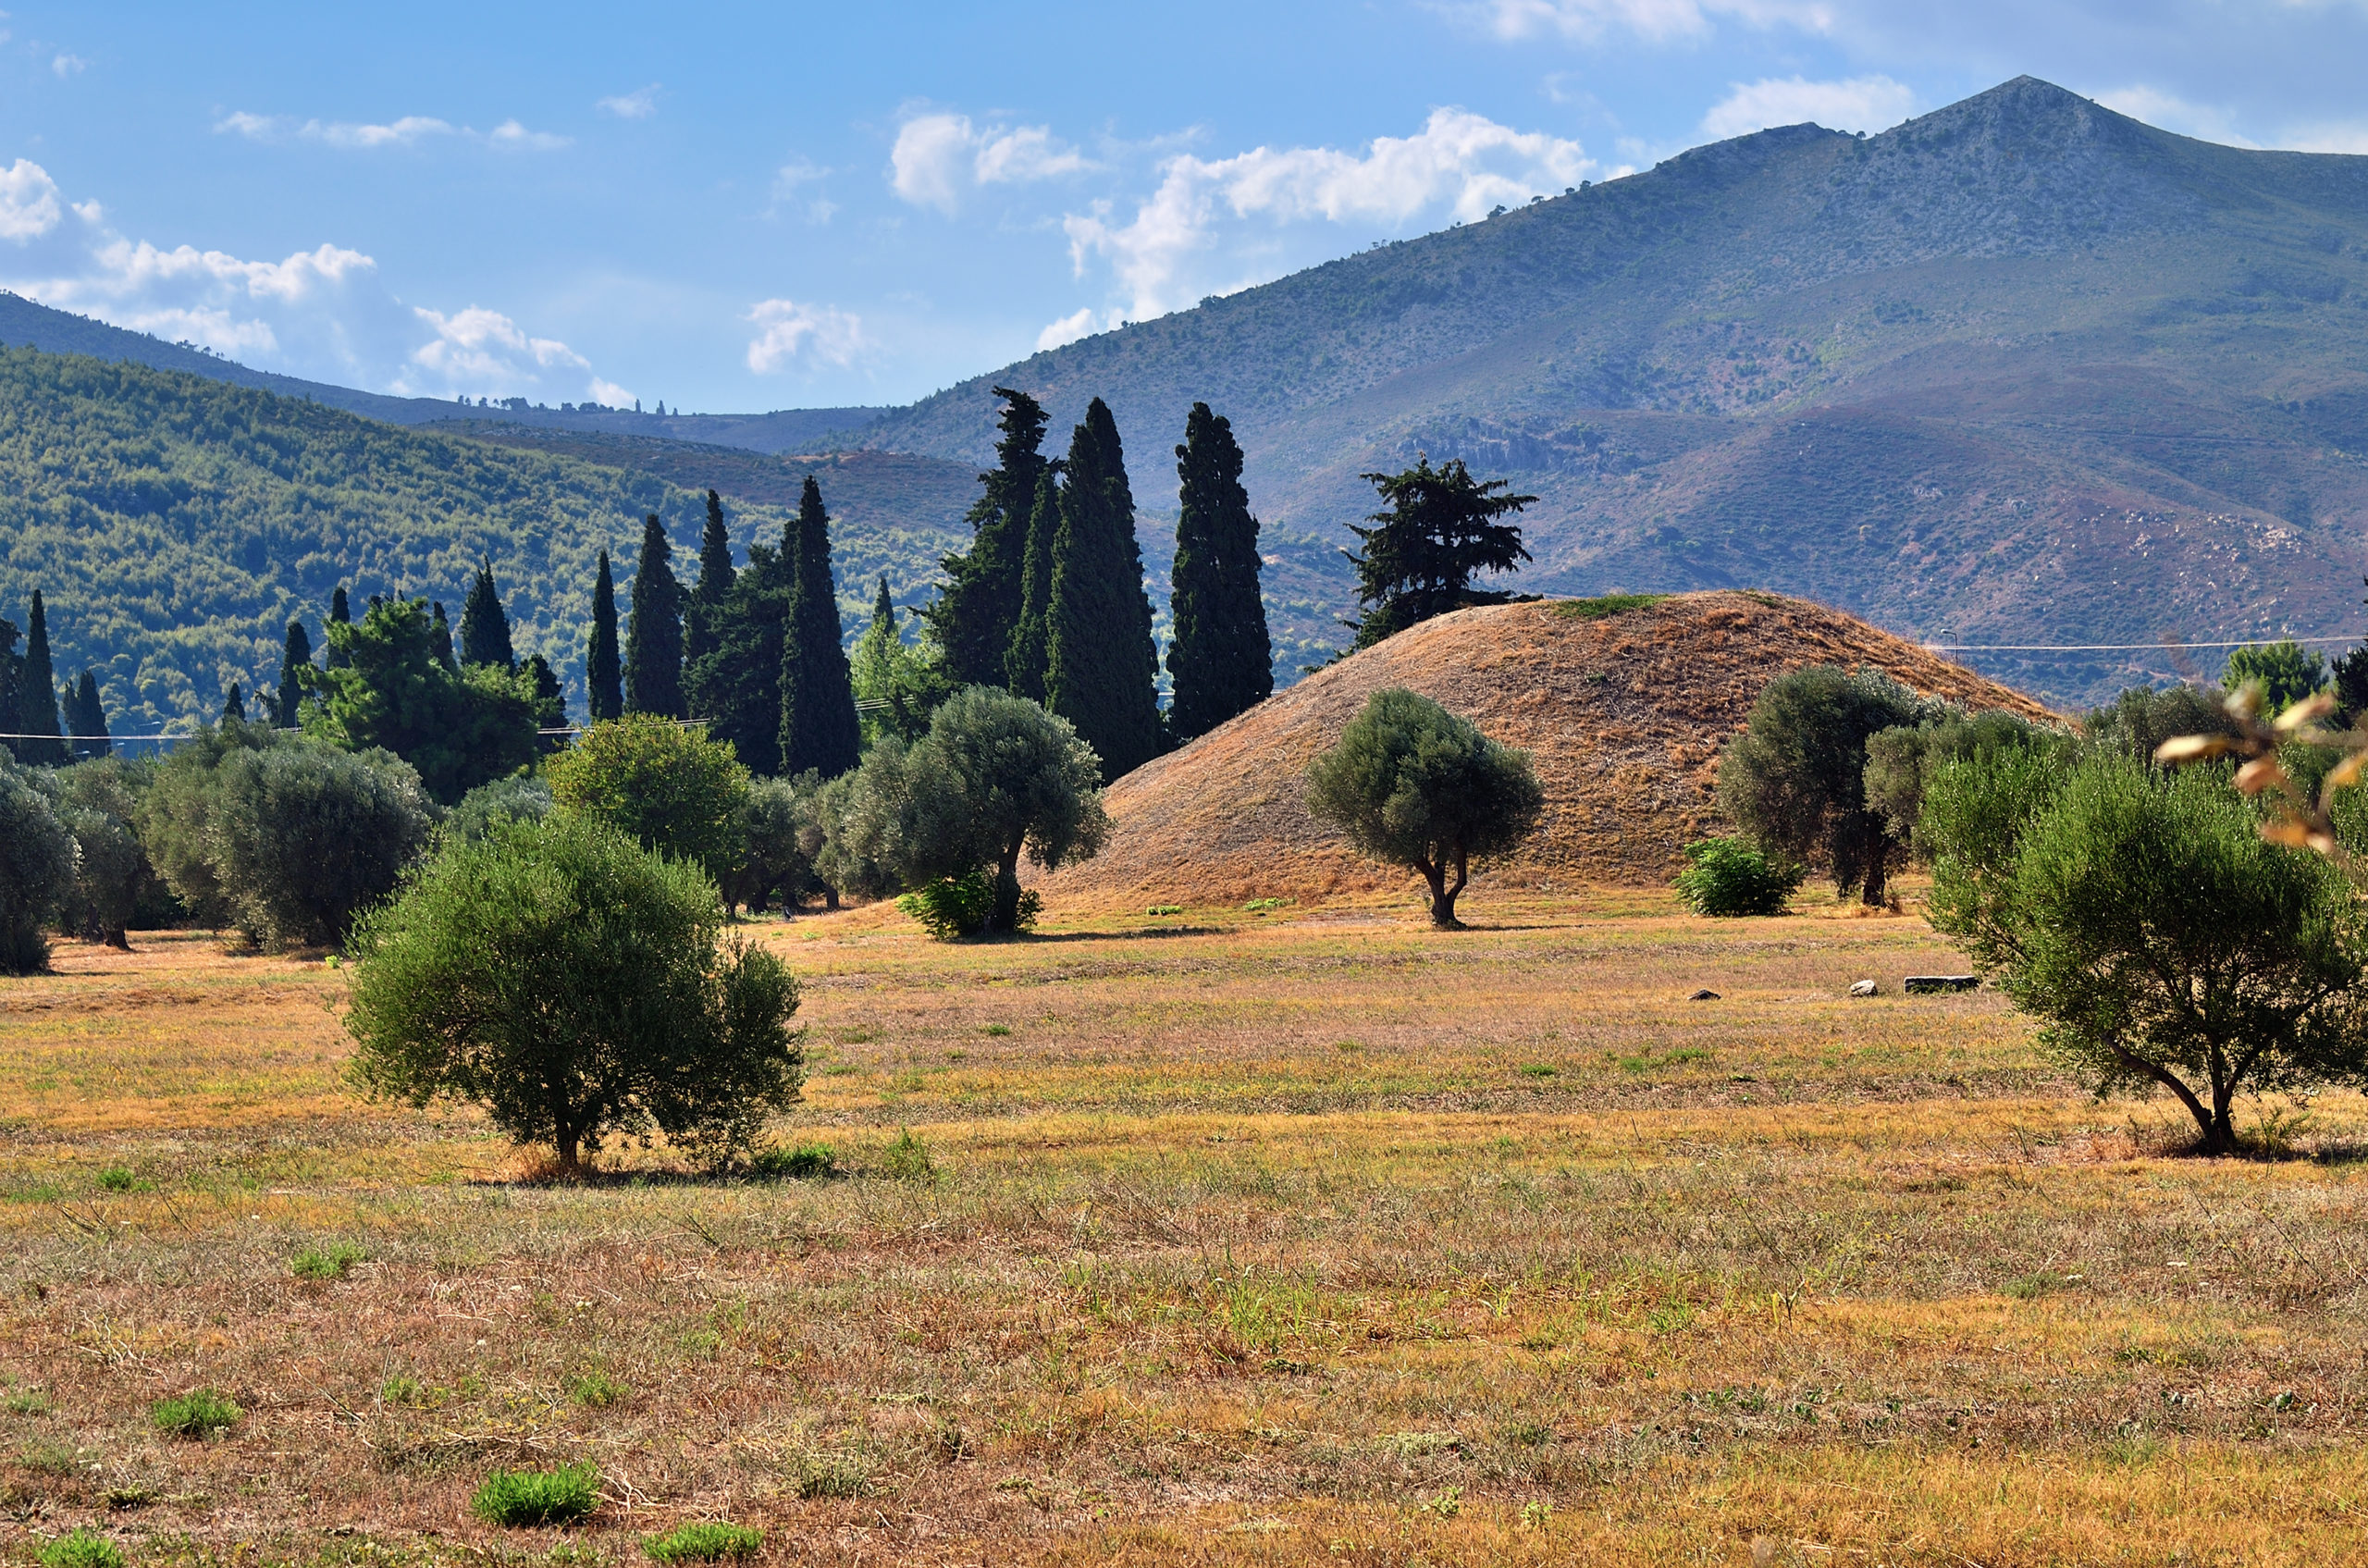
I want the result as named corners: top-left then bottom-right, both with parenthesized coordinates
top-left (688, 524), bottom-right (793, 774)
top-left (276, 620), bottom-right (314, 727)
top-left (586, 549), bottom-right (623, 722)
top-left (222, 682), bottom-right (246, 722)
top-left (524, 652), bottom-right (566, 750)
top-left (1167, 401), bottom-right (1274, 744)
top-left (16, 591), bottom-right (66, 764)
top-left (924, 387), bottom-right (1049, 685)
top-left (1044, 399), bottom-right (1164, 781)
top-left (460, 564), bottom-right (515, 670)
top-left (778, 475), bottom-right (860, 778)
top-left (684, 489), bottom-right (734, 669)
top-left (326, 586), bottom-right (352, 670)
top-left (623, 513), bottom-right (684, 717)
top-left (429, 602), bottom-right (457, 671)
top-left (1005, 467), bottom-right (1060, 701)
top-left (68, 670), bottom-right (109, 759)
top-left (0, 617), bottom-right (19, 757)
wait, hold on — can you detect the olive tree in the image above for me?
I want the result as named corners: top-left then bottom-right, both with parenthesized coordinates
top-left (1718, 665), bottom-right (1934, 906)
top-left (0, 755), bottom-right (77, 973)
top-left (1926, 749), bottom-right (2368, 1154)
top-left (1863, 708), bottom-right (2061, 858)
top-left (48, 759), bottom-right (162, 949)
top-left (547, 715), bottom-right (749, 882)
top-left (344, 813), bottom-right (804, 1173)
top-left (1304, 687), bottom-right (1543, 930)
top-left (723, 773), bottom-right (820, 916)
top-left (208, 743), bottom-right (432, 948)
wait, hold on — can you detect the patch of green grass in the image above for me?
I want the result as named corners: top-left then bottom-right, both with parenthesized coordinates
top-left (6, 1386), bottom-right (55, 1415)
top-left (980, 1023), bottom-right (1012, 1037)
top-left (471, 1462), bottom-right (602, 1527)
top-left (794, 1451), bottom-right (873, 1500)
top-left (93, 1167), bottom-right (143, 1193)
top-left (1244, 897), bottom-right (1289, 913)
top-left (1554, 593), bottom-right (1668, 620)
top-left (566, 1372), bottom-right (628, 1409)
top-left (881, 1128), bottom-right (935, 1184)
top-left (1147, 905), bottom-right (1184, 916)
top-left (290, 1241), bottom-right (365, 1280)
top-left (1519, 1063), bottom-right (1559, 1079)
top-left (18, 1438), bottom-right (82, 1475)
top-left (747, 1142), bottom-right (835, 1180)
top-left (641, 1522), bottom-right (764, 1562)
top-left (37, 1530), bottom-right (123, 1568)
top-left (150, 1388), bottom-right (240, 1439)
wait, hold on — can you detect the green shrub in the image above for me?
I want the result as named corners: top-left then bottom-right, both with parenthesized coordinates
top-left (1553, 593), bottom-right (1666, 620)
top-left (94, 1167), bottom-right (139, 1192)
top-left (642, 1522), bottom-right (764, 1563)
top-left (1146, 904), bottom-right (1183, 916)
top-left (1672, 837), bottom-right (1804, 917)
top-left (290, 1241), bottom-right (365, 1280)
top-left (896, 870), bottom-right (993, 939)
top-left (881, 1128), bottom-right (935, 1183)
top-left (547, 715), bottom-right (750, 882)
top-left (150, 1388), bottom-right (240, 1438)
top-left (749, 1142), bottom-right (835, 1179)
top-left (471, 1461), bottom-right (602, 1527)
top-left (565, 1372), bottom-right (627, 1408)
top-left (37, 1529), bottom-right (123, 1568)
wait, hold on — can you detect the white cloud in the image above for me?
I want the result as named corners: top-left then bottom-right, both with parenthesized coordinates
top-left (597, 84), bottom-right (660, 120)
top-left (310, 116), bottom-right (455, 149)
top-left (401, 305), bottom-right (591, 395)
top-left (0, 158), bottom-right (63, 241)
top-left (771, 158), bottom-right (836, 224)
top-left (1699, 75), bottom-right (1915, 139)
top-left (51, 52), bottom-right (86, 77)
top-left (745, 298), bottom-right (868, 372)
top-left (1035, 306), bottom-right (1106, 352)
top-left (2092, 85), bottom-right (2260, 147)
top-left (212, 110), bottom-right (567, 153)
top-left (1062, 107), bottom-right (1597, 320)
top-left (1450, 0), bottom-right (1832, 44)
top-left (487, 119), bottom-right (570, 153)
top-left (889, 112), bottom-right (1090, 214)
top-left (587, 376), bottom-right (636, 406)
top-left (214, 110), bottom-right (278, 140)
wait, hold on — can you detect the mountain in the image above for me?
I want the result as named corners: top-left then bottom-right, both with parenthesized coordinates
top-left (0, 290), bottom-right (882, 451)
top-left (0, 349), bottom-right (944, 733)
top-left (1039, 591), bottom-right (2053, 905)
top-left (863, 77), bottom-right (2368, 704)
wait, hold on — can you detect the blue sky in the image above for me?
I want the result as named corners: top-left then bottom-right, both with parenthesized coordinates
top-left (6, 1), bottom-right (2368, 414)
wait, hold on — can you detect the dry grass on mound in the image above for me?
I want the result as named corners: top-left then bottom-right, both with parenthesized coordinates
top-left (1043, 591), bottom-right (2054, 910)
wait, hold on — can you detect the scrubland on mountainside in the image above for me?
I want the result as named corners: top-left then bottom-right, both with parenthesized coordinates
top-left (6, 892), bottom-right (2368, 1566)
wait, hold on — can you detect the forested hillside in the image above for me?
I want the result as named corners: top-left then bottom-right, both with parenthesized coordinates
top-left (0, 350), bottom-right (940, 732)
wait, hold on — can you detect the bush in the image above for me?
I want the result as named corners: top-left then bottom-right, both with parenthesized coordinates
top-left (208, 743), bottom-right (432, 948)
top-left (151, 1388), bottom-right (240, 1438)
top-left (2223, 639), bottom-right (2327, 715)
top-left (0, 753), bottom-right (78, 973)
top-left (896, 870), bottom-right (993, 939)
top-left (290, 1241), bottom-right (365, 1280)
top-left (443, 775), bottom-right (552, 846)
top-left (471, 1461), bottom-right (602, 1527)
top-left (749, 1142), bottom-right (836, 1179)
top-left (2084, 684), bottom-right (2241, 763)
top-left (643, 1523), bottom-right (764, 1563)
top-left (345, 814), bottom-right (804, 1173)
top-left (37, 1531), bottom-right (123, 1568)
top-left (1926, 750), bottom-right (2368, 1154)
top-left (1671, 837), bottom-right (1802, 916)
top-left (565, 1371), bottom-right (627, 1408)
top-left (881, 1127), bottom-right (935, 1183)
top-left (548, 715), bottom-right (750, 882)
top-left (1304, 688), bottom-right (1543, 929)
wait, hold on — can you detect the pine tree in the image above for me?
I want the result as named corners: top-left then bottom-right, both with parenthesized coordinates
top-left (684, 489), bottom-right (734, 669)
top-left (923, 387), bottom-right (1049, 685)
top-left (276, 620), bottom-right (314, 727)
top-left (460, 564), bottom-right (515, 670)
top-left (326, 586), bottom-right (352, 670)
top-left (1045, 399), bottom-right (1164, 781)
top-left (67, 670), bottom-right (109, 759)
top-left (1167, 402), bottom-right (1274, 744)
top-left (586, 549), bottom-right (623, 722)
top-left (778, 475), bottom-right (860, 778)
top-left (623, 513), bottom-right (684, 717)
top-left (1344, 456), bottom-right (1536, 649)
top-left (429, 602), bottom-right (457, 671)
top-left (16, 591), bottom-right (66, 764)
top-left (1005, 468), bottom-right (1060, 701)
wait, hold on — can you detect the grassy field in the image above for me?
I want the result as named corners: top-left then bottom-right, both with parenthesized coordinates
top-left (6, 888), bottom-right (2368, 1566)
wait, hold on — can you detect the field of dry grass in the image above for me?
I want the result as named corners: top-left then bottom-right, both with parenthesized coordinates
top-left (7, 887), bottom-right (2368, 1566)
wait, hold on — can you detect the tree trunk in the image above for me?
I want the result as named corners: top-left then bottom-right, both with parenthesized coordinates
top-left (1861, 852), bottom-right (1889, 907)
top-left (987, 846), bottom-right (1025, 934)
top-left (824, 886), bottom-right (841, 912)
top-left (1418, 855), bottom-right (1470, 930)
top-left (103, 927), bottom-right (130, 951)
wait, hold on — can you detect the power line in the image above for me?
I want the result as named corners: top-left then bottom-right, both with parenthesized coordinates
top-left (1926, 635), bottom-right (2361, 653)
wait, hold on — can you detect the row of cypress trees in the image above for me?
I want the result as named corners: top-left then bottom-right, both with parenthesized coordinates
top-left (2, 590), bottom-right (111, 764)
top-left (924, 389), bottom-right (1272, 780)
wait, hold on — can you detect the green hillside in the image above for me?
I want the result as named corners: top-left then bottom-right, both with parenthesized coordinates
top-left (859, 77), bottom-right (2368, 701)
top-left (0, 350), bottom-right (948, 734)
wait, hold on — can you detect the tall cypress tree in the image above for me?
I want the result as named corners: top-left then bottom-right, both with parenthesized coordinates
top-left (586, 549), bottom-right (623, 722)
top-left (1005, 467), bottom-right (1060, 702)
top-left (684, 489), bottom-right (734, 670)
top-left (693, 525), bottom-right (794, 774)
top-left (67, 670), bottom-right (108, 759)
top-left (924, 387), bottom-right (1050, 686)
top-left (623, 513), bottom-right (684, 717)
top-left (0, 617), bottom-right (20, 758)
top-left (524, 653), bottom-right (567, 751)
top-left (1044, 400), bottom-right (1164, 781)
top-left (16, 591), bottom-right (66, 765)
top-left (778, 475), bottom-right (860, 778)
top-left (276, 620), bottom-right (314, 727)
top-left (1167, 401), bottom-right (1274, 744)
top-left (222, 682), bottom-right (247, 722)
top-left (326, 586), bottom-right (352, 670)
top-left (429, 602), bottom-right (457, 672)
top-left (460, 564), bottom-right (515, 670)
